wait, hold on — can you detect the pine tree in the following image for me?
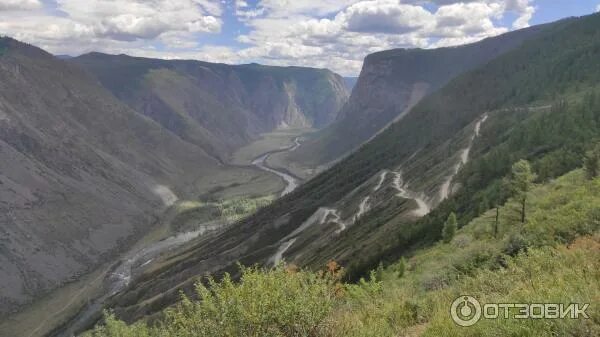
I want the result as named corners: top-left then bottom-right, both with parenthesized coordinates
top-left (494, 206), bottom-right (500, 238)
top-left (509, 160), bottom-right (536, 223)
top-left (442, 212), bottom-right (457, 243)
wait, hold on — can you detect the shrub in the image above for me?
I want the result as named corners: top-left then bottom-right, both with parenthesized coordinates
top-left (86, 265), bottom-right (340, 337)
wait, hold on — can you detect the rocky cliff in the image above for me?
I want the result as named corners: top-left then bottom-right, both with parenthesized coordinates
top-left (290, 21), bottom-right (556, 168)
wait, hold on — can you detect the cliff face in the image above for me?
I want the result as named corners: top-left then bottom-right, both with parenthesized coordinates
top-left (292, 21), bottom-right (555, 167)
top-left (71, 55), bottom-right (349, 159)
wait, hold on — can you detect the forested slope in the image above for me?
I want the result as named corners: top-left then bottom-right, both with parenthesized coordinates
top-left (287, 19), bottom-right (563, 168)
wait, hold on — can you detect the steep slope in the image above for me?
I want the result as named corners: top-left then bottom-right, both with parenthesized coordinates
top-left (71, 54), bottom-right (349, 159)
top-left (0, 37), bottom-right (249, 314)
top-left (72, 169), bottom-right (600, 337)
top-left (104, 13), bottom-right (600, 322)
top-left (287, 19), bottom-right (564, 171)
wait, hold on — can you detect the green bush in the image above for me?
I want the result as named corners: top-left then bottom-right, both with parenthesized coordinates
top-left (86, 265), bottom-right (340, 337)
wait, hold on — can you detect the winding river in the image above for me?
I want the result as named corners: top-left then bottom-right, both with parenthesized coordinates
top-left (48, 138), bottom-right (303, 337)
top-left (251, 137), bottom-right (301, 196)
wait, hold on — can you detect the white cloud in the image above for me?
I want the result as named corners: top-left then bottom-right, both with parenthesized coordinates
top-left (252, 0), bottom-right (359, 18)
top-left (432, 2), bottom-right (507, 40)
top-left (596, 4), bottom-right (600, 12)
top-left (0, 0), bottom-right (222, 53)
top-left (0, 0), bottom-right (41, 11)
top-left (0, 0), bottom-right (539, 76)
top-left (56, 0), bottom-right (222, 40)
top-left (341, 0), bottom-right (435, 34)
top-left (227, 0), bottom-right (531, 75)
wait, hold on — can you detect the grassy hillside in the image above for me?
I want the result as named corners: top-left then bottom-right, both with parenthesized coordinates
top-left (0, 37), bottom-right (223, 313)
top-left (84, 169), bottom-right (600, 336)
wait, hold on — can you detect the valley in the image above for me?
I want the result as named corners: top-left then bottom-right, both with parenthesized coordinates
top-left (251, 140), bottom-right (301, 197)
top-left (231, 128), bottom-right (310, 196)
top-left (1, 7), bottom-right (600, 337)
top-left (86, 14), bottom-right (600, 330)
top-left (0, 37), bottom-right (345, 336)
top-left (0, 127), bottom-right (311, 337)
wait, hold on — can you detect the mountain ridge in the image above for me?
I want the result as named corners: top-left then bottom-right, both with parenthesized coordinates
top-left (287, 19), bottom-right (570, 171)
top-left (101, 13), bottom-right (600, 323)
top-left (0, 36), bottom-right (346, 317)
top-left (70, 53), bottom-right (349, 160)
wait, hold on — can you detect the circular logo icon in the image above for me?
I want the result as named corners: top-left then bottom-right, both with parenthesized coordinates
top-left (451, 295), bottom-right (482, 326)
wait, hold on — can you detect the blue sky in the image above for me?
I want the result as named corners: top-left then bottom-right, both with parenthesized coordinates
top-left (0, 0), bottom-right (598, 76)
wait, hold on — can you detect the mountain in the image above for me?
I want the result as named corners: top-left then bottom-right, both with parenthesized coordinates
top-left (0, 39), bottom-right (349, 316)
top-left (105, 13), bottom-right (600, 322)
top-left (285, 20), bottom-right (563, 172)
top-left (0, 37), bottom-right (285, 314)
top-left (70, 54), bottom-right (349, 159)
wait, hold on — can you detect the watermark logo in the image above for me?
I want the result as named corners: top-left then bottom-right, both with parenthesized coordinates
top-left (451, 296), bottom-right (482, 326)
top-left (450, 295), bottom-right (590, 326)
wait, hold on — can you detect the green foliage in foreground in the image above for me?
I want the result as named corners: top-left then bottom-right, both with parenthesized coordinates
top-left (329, 170), bottom-right (600, 337)
top-left (86, 170), bottom-right (599, 337)
top-left (85, 265), bottom-right (347, 337)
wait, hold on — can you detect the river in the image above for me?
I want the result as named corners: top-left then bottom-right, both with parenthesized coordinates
top-left (48, 138), bottom-right (303, 337)
top-left (251, 137), bottom-right (301, 196)
top-left (48, 222), bottom-right (222, 337)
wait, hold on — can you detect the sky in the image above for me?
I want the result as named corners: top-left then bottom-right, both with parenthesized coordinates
top-left (0, 0), bottom-right (598, 76)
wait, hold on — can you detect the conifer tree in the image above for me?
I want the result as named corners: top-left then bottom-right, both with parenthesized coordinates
top-left (442, 212), bottom-right (457, 243)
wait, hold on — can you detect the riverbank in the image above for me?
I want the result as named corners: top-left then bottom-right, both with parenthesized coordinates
top-left (3, 130), bottom-right (310, 337)
top-left (251, 137), bottom-right (303, 196)
top-left (229, 128), bottom-right (313, 166)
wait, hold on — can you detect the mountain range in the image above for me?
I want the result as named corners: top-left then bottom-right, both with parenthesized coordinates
top-left (99, 13), bottom-right (600, 324)
top-left (72, 54), bottom-right (349, 160)
top-left (0, 38), bottom-right (347, 315)
top-left (283, 19), bottom-right (562, 175)
top-left (1, 11), bottom-right (600, 337)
